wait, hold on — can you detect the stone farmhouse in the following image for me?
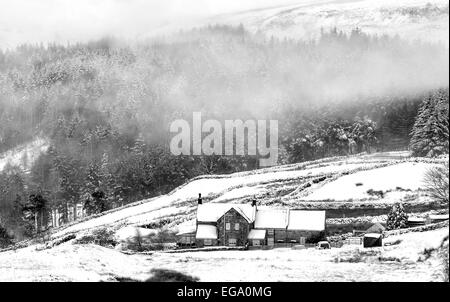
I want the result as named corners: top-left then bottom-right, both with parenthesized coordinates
top-left (176, 196), bottom-right (326, 248)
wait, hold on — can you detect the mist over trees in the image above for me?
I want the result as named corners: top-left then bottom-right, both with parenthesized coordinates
top-left (0, 25), bottom-right (448, 240)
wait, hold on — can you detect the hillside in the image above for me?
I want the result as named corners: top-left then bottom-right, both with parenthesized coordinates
top-left (202, 0), bottom-right (450, 44)
top-left (1, 0), bottom-right (448, 47)
top-left (1, 148), bottom-right (448, 282)
top-left (44, 151), bottom-right (447, 242)
top-left (1, 150), bottom-right (448, 281)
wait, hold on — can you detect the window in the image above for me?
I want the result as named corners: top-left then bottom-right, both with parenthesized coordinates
top-left (234, 223), bottom-right (240, 231)
top-left (253, 240), bottom-right (260, 246)
top-left (228, 238), bottom-right (237, 246)
top-left (225, 223), bottom-right (231, 230)
top-left (204, 239), bottom-right (212, 246)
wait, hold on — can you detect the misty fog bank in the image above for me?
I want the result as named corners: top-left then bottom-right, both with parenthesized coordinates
top-left (0, 25), bottom-right (448, 149)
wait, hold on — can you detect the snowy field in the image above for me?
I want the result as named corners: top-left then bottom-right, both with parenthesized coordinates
top-left (0, 227), bottom-right (447, 282)
top-left (303, 162), bottom-right (439, 201)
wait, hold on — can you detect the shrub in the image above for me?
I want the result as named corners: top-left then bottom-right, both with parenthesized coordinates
top-left (386, 203), bottom-right (408, 230)
top-left (367, 189), bottom-right (384, 198)
top-left (125, 228), bottom-right (177, 252)
top-left (75, 227), bottom-right (117, 247)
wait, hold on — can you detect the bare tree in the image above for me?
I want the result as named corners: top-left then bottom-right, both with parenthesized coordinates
top-left (424, 164), bottom-right (449, 204)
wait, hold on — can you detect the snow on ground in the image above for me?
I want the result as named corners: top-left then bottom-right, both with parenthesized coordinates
top-left (169, 162), bottom-right (378, 201)
top-left (0, 243), bottom-right (154, 282)
top-left (0, 138), bottom-right (49, 172)
top-left (303, 162), bottom-right (440, 201)
top-left (382, 226), bottom-right (449, 261)
top-left (212, 185), bottom-right (265, 202)
top-left (0, 227), bottom-right (447, 281)
top-left (1, 151), bottom-right (447, 282)
top-left (52, 196), bottom-right (190, 238)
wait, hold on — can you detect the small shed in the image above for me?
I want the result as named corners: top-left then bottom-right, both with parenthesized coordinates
top-left (363, 233), bottom-right (382, 248)
top-left (248, 229), bottom-right (267, 247)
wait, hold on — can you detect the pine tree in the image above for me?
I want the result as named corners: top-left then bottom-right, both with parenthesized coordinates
top-left (82, 161), bottom-right (101, 216)
top-left (386, 203), bottom-right (408, 230)
top-left (410, 89), bottom-right (449, 157)
top-left (21, 194), bottom-right (49, 234)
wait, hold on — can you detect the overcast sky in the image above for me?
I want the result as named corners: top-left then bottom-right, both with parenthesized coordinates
top-left (0, 0), bottom-right (311, 48)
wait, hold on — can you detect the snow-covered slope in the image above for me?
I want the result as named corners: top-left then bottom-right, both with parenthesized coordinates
top-left (1, 0), bottom-right (447, 49)
top-left (210, 0), bottom-right (449, 44)
top-left (303, 162), bottom-right (439, 201)
top-left (48, 151), bottom-right (447, 240)
top-left (0, 138), bottom-right (49, 173)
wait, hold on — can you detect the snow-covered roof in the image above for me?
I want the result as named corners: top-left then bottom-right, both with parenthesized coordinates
top-left (364, 233), bottom-right (382, 239)
top-left (195, 224), bottom-right (218, 239)
top-left (408, 217), bottom-right (426, 222)
top-left (254, 207), bottom-right (289, 229)
top-left (197, 203), bottom-right (256, 223)
top-left (176, 220), bottom-right (197, 236)
top-left (429, 214), bottom-right (449, 220)
top-left (248, 229), bottom-right (266, 240)
top-left (287, 210), bottom-right (326, 231)
top-left (365, 222), bottom-right (385, 233)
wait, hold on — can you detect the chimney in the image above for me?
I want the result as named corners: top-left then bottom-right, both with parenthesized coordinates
top-left (198, 193), bottom-right (202, 205)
